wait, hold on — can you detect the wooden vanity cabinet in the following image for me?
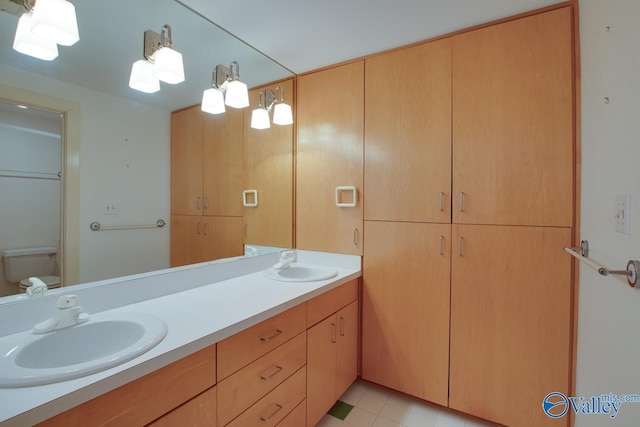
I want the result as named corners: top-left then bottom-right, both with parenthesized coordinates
top-left (147, 386), bottom-right (217, 427)
top-left (296, 61), bottom-right (364, 255)
top-left (170, 106), bottom-right (244, 267)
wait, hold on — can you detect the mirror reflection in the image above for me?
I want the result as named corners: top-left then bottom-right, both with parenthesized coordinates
top-left (0, 0), bottom-right (294, 298)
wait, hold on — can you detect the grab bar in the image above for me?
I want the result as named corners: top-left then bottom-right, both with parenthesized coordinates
top-left (563, 240), bottom-right (640, 287)
top-left (90, 219), bottom-right (166, 231)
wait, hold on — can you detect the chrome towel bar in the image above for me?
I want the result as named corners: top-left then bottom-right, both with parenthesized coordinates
top-left (90, 219), bottom-right (166, 231)
top-left (564, 240), bottom-right (640, 288)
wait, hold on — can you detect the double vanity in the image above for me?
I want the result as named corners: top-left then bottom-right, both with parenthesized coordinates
top-left (0, 249), bottom-right (361, 426)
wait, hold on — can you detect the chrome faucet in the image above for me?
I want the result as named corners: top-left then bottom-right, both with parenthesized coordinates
top-left (33, 294), bottom-right (90, 334)
top-left (26, 277), bottom-right (48, 297)
top-left (273, 250), bottom-right (296, 270)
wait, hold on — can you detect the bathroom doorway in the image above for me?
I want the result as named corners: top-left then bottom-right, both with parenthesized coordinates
top-left (0, 100), bottom-right (63, 296)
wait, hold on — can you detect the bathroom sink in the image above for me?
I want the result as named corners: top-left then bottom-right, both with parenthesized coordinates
top-left (263, 264), bottom-right (338, 282)
top-left (0, 311), bottom-right (167, 387)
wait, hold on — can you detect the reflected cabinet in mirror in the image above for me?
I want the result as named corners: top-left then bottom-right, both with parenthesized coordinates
top-left (0, 0), bottom-right (294, 298)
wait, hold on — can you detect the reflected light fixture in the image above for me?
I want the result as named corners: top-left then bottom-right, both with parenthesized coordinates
top-left (201, 61), bottom-right (249, 114)
top-left (129, 24), bottom-right (184, 94)
top-left (250, 86), bottom-right (293, 129)
top-left (13, 11), bottom-right (58, 61)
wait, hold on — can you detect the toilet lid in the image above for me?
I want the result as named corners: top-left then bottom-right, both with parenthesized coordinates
top-left (19, 276), bottom-right (61, 288)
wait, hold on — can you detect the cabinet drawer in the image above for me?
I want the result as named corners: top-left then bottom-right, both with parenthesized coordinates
top-left (218, 303), bottom-right (306, 380)
top-left (307, 279), bottom-right (358, 327)
top-left (147, 386), bottom-right (216, 427)
top-left (276, 399), bottom-right (305, 427)
top-left (218, 333), bottom-right (306, 426)
top-left (226, 367), bottom-right (306, 427)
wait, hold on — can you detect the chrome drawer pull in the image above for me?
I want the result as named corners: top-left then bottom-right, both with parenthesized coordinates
top-left (260, 329), bottom-right (283, 342)
top-left (331, 322), bottom-right (337, 343)
top-left (439, 192), bottom-right (444, 211)
top-left (340, 317), bottom-right (346, 336)
top-left (459, 192), bottom-right (465, 212)
top-left (196, 197), bottom-right (201, 210)
top-left (439, 235), bottom-right (444, 255)
top-left (260, 365), bottom-right (283, 381)
top-left (260, 403), bottom-right (283, 422)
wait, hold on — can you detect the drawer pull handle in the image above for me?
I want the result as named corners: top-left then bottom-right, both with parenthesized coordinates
top-left (260, 365), bottom-right (283, 381)
top-left (439, 192), bottom-right (444, 211)
top-left (439, 235), bottom-right (444, 256)
top-left (203, 196), bottom-right (208, 210)
top-left (459, 192), bottom-right (465, 212)
top-left (196, 197), bottom-right (201, 210)
top-left (260, 329), bottom-right (283, 342)
top-left (459, 236), bottom-right (464, 257)
top-left (331, 322), bottom-right (337, 343)
top-left (340, 317), bottom-right (346, 336)
top-left (260, 403), bottom-right (283, 422)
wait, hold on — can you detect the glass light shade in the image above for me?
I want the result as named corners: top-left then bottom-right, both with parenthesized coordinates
top-left (129, 60), bottom-right (160, 93)
top-left (224, 80), bottom-right (249, 108)
top-left (201, 88), bottom-right (226, 114)
top-left (272, 103), bottom-right (293, 125)
top-left (152, 47), bottom-right (185, 84)
top-left (251, 108), bottom-right (271, 129)
top-left (30, 0), bottom-right (79, 47)
top-left (13, 13), bottom-right (58, 61)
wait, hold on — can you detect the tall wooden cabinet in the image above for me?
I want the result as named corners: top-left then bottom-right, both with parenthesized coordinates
top-left (171, 106), bottom-right (244, 267)
top-left (296, 61), bottom-right (364, 255)
top-left (243, 79), bottom-right (294, 248)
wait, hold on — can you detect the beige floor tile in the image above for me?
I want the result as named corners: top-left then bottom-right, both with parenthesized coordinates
top-left (378, 394), bottom-right (412, 423)
top-left (403, 402), bottom-right (439, 427)
top-left (343, 407), bottom-right (377, 427)
top-left (372, 417), bottom-right (401, 427)
top-left (316, 414), bottom-right (344, 427)
top-left (340, 380), bottom-right (369, 406)
top-left (357, 387), bottom-right (391, 415)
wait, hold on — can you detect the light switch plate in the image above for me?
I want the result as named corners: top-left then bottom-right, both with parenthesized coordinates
top-left (615, 194), bottom-right (631, 235)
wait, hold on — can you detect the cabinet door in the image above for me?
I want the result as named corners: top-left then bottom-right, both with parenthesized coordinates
top-left (202, 216), bottom-right (243, 262)
top-left (450, 225), bottom-right (572, 426)
top-left (307, 314), bottom-right (337, 427)
top-left (297, 61), bottom-right (364, 255)
top-left (171, 107), bottom-right (204, 216)
top-left (452, 8), bottom-right (573, 226)
top-left (362, 221), bottom-right (450, 406)
top-left (335, 300), bottom-right (358, 399)
top-left (170, 214), bottom-right (203, 267)
top-left (365, 39), bottom-right (451, 223)
top-left (203, 108), bottom-right (243, 217)
top-left (243, 79), bottom-right (294, 248)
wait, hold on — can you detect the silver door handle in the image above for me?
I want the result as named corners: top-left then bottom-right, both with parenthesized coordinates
top-left (203, 196), bottom-right (208, 210)
top-left (196, 197), bottom-right (201, 210)
top-left (331, 322), bottom-right (337, 343)
top-left (203, 222), bottom-right (208, 236)
top-left (340, 317), bottom-right (346, 336)
top-left (439, 236), bottom-right (444, 256)
top-left (439, 192), bottom-right (444, 211)
top-left (459, 192), bottom-right (465, 212)
top-left (458, 236), bottom-right (464, 256)
top-left (260, 365), bottom-right (283, 381)
top-left (196, 222), bottom-right (201, 235)
top-left (260, 403), bottom-right (283, 422)
top-left (353, 228), bottom-right (359, 246)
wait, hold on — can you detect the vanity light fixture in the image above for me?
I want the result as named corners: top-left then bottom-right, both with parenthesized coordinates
top-left (12, 10), bottom-right (58, 61)
top-left (201, 61), bottom-right (249, 114)
top-left (129, 24), bottom-right (184, 94)
top-left (250, 86), bottom-right (293, 129)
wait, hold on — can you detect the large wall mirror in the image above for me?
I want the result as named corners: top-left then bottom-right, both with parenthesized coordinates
top-left (0, 0), bottom-right (295, 298)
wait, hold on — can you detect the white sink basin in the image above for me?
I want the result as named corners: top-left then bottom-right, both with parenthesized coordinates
top-left (0, 311), bottom-right (167, 387)
top-left (263, 264), bottom-right (338, 282)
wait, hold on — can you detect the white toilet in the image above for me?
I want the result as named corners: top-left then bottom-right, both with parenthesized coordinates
top-left (2, 247), bottom-right (61, 293)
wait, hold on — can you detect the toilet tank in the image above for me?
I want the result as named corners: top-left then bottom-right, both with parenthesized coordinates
top-left (1, 247), bottom-right (57, 283)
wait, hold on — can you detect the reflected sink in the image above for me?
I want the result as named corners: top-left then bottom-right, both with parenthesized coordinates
top-left (263, 264), bottom-right (338, 282)
top-left (0, 312), bottom-right (167, 387)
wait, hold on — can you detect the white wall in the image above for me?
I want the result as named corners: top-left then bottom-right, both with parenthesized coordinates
top-left (0, 64), bottom-right (171, 286)
top-left (576, 0), bottom-right (640, 425)
top-left (0, 109), bottom-right (61, 295)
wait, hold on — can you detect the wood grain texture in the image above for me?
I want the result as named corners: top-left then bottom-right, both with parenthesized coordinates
top-left (296, 61), bottom-right (364, 255)
top-left (201, 216), bottom-right (244, 262)
top-left (170, 214), bottom-right (204, 267)
top-left (225, 367), bottom-right (306, 427)
top-left (171, 106), bottom-right (203, 216)
top-left (203, 107), bottom-right (244, 217)
top-left (217, 303), bottom-right (306, 381)
top-left (275, 399), bottom-right (306, 427)
top-left (365, 39), bottom-right (452, 223)
top-left (449, 225), bottom-right (572, 427)
top-left (147, 386), bottom-right (216, 427)
top-left (362, 221), bottom-right (451, 406)
top-left (37, 346), bottom-right (216, 427)
top-left (452, 7), bottom-right (574, 226)
top-left (306, 314), bottom-right (338, 427)
top-left (217, 332), bottom-right (306, 426)
top-left (307, 279), bottom-right (358, 327)
top-left (243, 79), bottom-right (295, 248)
top-left (335, 300), bottom-right (358, 399)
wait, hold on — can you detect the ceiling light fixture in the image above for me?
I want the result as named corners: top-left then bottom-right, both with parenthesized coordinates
top-left (250, 86), bottom-right (293, 130)
top-left (201, 61), bottom-right (249, 114)
top-left (12, 10), bottom-right (58, 61)
top-left (129, 24), bottom-right (184, 94)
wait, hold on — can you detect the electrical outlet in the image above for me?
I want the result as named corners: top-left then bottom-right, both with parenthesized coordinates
top-left (102, 201), bottom-right (118, 215)
top-left (614, 194), bottom-right (631, 235)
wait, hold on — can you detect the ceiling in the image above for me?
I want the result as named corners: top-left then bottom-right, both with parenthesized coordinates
top-left (181, 0), bottom-right (566, 73)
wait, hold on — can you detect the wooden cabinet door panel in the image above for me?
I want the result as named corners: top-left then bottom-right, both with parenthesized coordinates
top-left (362, 221), bottom-right (450, 406)
top-left (307, 314), bottom-right (338, 426)
top-left (202, 216), bottom-right (244, 262)
top-left (297, 61), bottom-right (364, 255)
top-left (171, 107), bottom-right (203, 216)
top-left (449, 224), bottom-right (572, 426)
top-left (452, 8), bottom-right (573, 226)
top-left (170, 214), bottom-right (203, 267)
top-left (335, 300), bottom-right (358, 399)
top-left (365, 39), bottom-right (452, 223)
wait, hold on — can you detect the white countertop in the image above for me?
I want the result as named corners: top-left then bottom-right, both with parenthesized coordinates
top-left (0, 250), bottom-right (361, 426)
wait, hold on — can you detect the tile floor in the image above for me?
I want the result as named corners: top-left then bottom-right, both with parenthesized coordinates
top-left (316, 379), bottom-right (498, 427)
